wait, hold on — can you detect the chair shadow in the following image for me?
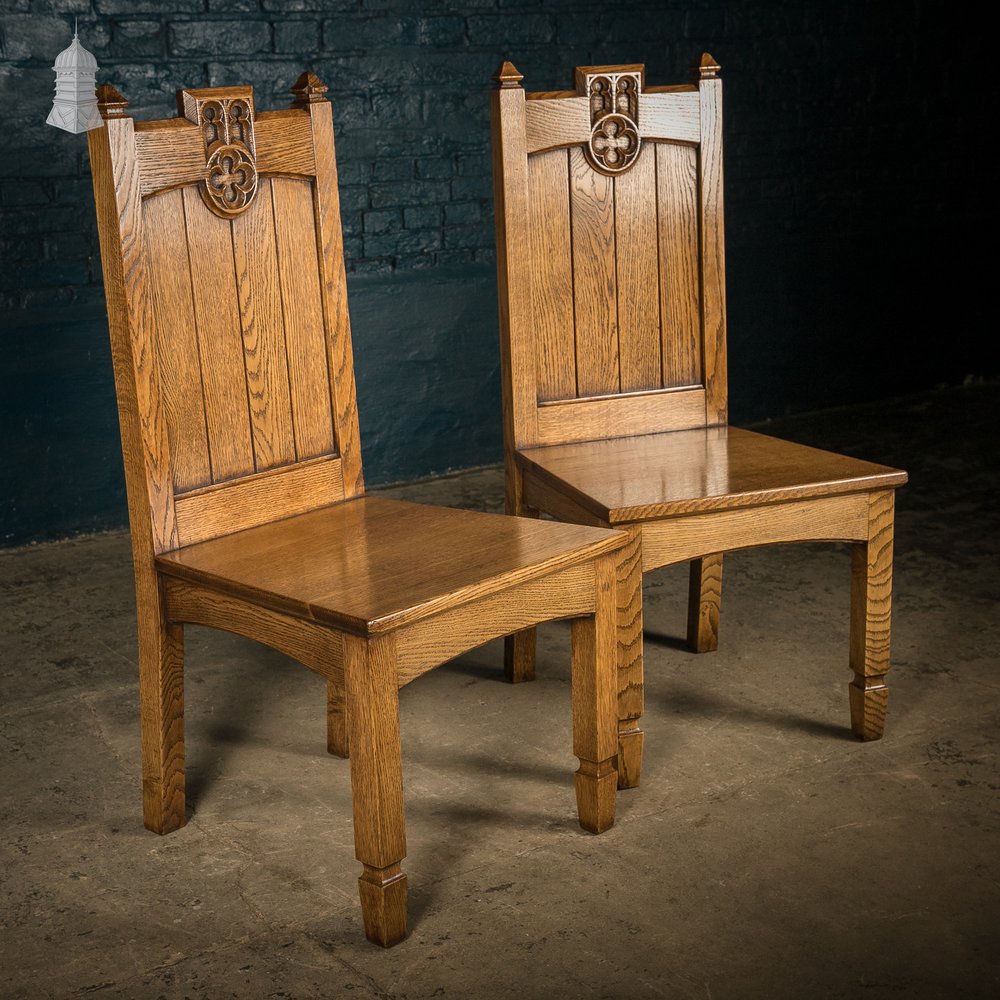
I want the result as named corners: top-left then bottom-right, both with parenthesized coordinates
top-left (643, 628), bottom-right (692, 653)
top-left (658, 685), bottom-right (854, 741)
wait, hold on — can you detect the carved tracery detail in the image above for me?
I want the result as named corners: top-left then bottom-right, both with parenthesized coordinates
top-left (581, 69), bottom-right (642, 175)
top-left (180, 87), bottom-right (258, 218)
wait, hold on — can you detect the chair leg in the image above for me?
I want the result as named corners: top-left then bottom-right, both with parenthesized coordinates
top-left (343, 633), bottom-right (408, 947)
top-left (137, 600), bottom-right (186, 836)
top-left (327, 677), bottom-right (349, 758)
top-left (687, 553), bottom-right (723, 653)
top-left (503, 499), bottom-right (540, 684)
top-left (849, 491), bottom-right (895, 741)
top-left (570, 553), bottom-right (619, 834)
top-left (615, 525), bottom-right (644, 789)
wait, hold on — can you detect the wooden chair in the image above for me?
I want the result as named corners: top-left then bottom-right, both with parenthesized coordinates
top-left (490, 56), bottom-right (907, 747)
top-left (87, 74), bottom-right (637, 947)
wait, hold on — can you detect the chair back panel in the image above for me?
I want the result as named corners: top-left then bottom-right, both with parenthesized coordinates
top-left (493, 58), bottom-right (727, 450)
top-left (89, 77), bottom-right (363, 554)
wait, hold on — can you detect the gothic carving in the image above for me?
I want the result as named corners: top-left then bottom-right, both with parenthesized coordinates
top-left (180, 87), bottom-right (258, 218)
top-left (580, 69), bottom-right (642, 175)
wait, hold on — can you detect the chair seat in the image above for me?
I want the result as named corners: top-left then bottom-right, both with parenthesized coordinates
top-left (156, 495), bottom-right (624, 635)
top-left (517, 425), bottom-right (908, 525)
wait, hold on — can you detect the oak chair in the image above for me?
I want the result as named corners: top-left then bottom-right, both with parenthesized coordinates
top-left (87, 74), bottom-right (637, 948)
top-left (490, 56), bottom-right (907, 747)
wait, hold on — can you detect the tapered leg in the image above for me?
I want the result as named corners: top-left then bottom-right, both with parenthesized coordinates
top-left (503, 462), bottom-right (539, 683)
top-left (615, 525), bottom-right (644, 789)
top-left (343, 634), bottom-right (408, 946)
top-left (138, 592), bottom-right (185, 835)
top-left (327, 677), bottom-right (349, 758)
top-left (687, 553), bottom-right (723, 653)
top-left (849, 491), bottom-right (895, 741)
top-left (571, 553), bottom-right (619, 833)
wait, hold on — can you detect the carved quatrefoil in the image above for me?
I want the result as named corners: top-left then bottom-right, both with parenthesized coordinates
top-left (180, 88), bottom-right (258, 218)
top-left (581, 70), bottom-right (642, 175)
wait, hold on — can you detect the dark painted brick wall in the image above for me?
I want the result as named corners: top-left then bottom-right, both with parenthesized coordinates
top-left (0, 1), bottom-right (991, 545)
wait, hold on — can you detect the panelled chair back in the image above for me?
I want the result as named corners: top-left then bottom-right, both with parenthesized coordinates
top-left (491, 57), bottom-right (907, 742)
top-left (88, 75), bottom-right (635, 947)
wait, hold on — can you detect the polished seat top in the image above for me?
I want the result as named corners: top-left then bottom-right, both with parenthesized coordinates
top-left (157, 495), bottom-right (624, 635)
top-left (517, 425), bottom-right (908, 524)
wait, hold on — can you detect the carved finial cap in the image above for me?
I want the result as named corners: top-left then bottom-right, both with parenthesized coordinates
top-left (290, 71), bottom-right (329, 106)
top-left (493, 61), bottom-right (523, 88)
top-left (96, 84), bottom-right (128, 119)
top-left (697, 52), bottom-right (721, 80)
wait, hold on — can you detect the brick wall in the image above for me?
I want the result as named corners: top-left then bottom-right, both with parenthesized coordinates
top-left (0, 1), bottom-right (989, 545)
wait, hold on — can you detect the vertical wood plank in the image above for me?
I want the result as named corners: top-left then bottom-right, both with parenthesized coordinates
top-left (698, 72), bottom-right (728, 423)
top-left (490, 67), bottom-right (540, 457)
top-left (231, 177), bottom-right (296, 472)
top-left (307, 98), bottom-right (364, 496)
top-left (656, 142), bottom-right (702, 390)
top-left (182, 186), bottom-right (255, 482)
top-left (569, 146), bottom-right (620, 397)
top-left (271, 177), bottom-right (337, 461)
top-left (142, 189), bottom-right (211, 492)
top-left (527, 149), bottom-right (576, 401)
top-left (613, 144), bottom-right (662, 393)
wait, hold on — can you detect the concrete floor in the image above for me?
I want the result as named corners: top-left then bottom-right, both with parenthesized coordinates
top-left (2, 383), bottom-right (998, 999)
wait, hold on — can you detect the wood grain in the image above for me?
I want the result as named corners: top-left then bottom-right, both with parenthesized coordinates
top-left (271, 177), bottom-right (337, 461)
top-left (344, 633), bottom-right (408, 947)
top-left (183, 187), bottom-right (255, 482)
top-left (173, 455), bottom-right (344, 546)
top-left (571, 552), bottom-right (618, 834)
top-left (527, 149), bottom-right (576, 401)
top-left (613, 525), bottom-right (644, 790)
top-left (849, 490), bottom-right (895, 740)
top-left (163, 576), bottom-right (343, 679)
top-left (535, 386), bottom-right (707, 446)
top-left (305, 97), bottom-right (365, 496)
top-left (640, 494), bottom-right (871, 571)
top-left (158, 496), bottom-right (626, 636)
top-left (569, 146), bottom-right (620, 397)
top-left (687, 553), bottom-right (723, 652)
top-left (395, 563), bottom-right (594, 686)
top-left (656, 142), bottom-right (702, 389)
top-left (614, 145), bottom-right (662, 392)
top-left (142, 188), bottom-right (211, 491)
top-left (698, 71), bottom-right (728, 424)
top-left (638, 90), bottom-right (701, 143)
top-left (524, 95), bottom-right (590, 154)
top-left (231, 177), bottom-right (296, 471)
top-left (518, 425), bottom-right (908, 524)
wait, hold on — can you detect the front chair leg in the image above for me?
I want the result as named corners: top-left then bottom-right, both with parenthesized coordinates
top-left (687, 553), bottom-right (723, 653)
top-left (615, 525), bottom-right (644, 789)
top-left (138, 585), bottom-right (186, 836)
top-left (343, 633), bottom-right (408, 947)
top-left (571, 553), bottom-right (619, 834)
top-left (849, 491), bottom-right (896, 741)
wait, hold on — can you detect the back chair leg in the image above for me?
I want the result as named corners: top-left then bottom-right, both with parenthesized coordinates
top-left (503, 466), bottom-right (540, 683)
top-left (571, 553), bottom-right (619, 834)
top-left (615, 525), bottom-right (644, 789)
top-left (687, 553), bottom-right (724, 653)
top-left (327, 677), bottom-right (349, 758)
top-left (344, 634), bottom-right (408, 947)
top-left (849, 491), bottom-right (895, 741)
top-left (138, 593), bottom-right (186, 835)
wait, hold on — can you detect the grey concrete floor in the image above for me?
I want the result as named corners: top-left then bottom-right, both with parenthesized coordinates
top-left (2, 383), bottom-right (998, 999)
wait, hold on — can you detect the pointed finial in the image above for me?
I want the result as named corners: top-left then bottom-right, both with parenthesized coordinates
top-left (697, 52), bottom-right (720, 80)
top-left (96, 84), bottom-right (128, 120)
top-left (493, 61), bottom-right (523, 89)
top-left (74, 17), bottom-right (78, 39)
top-left (290, 71), bottom-right (328, 107)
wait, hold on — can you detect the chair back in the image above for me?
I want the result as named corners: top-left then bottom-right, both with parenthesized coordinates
top-left (88, 75), bottom-right (362, 554)
top-left (491, 56), bottom-right (727, 450)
